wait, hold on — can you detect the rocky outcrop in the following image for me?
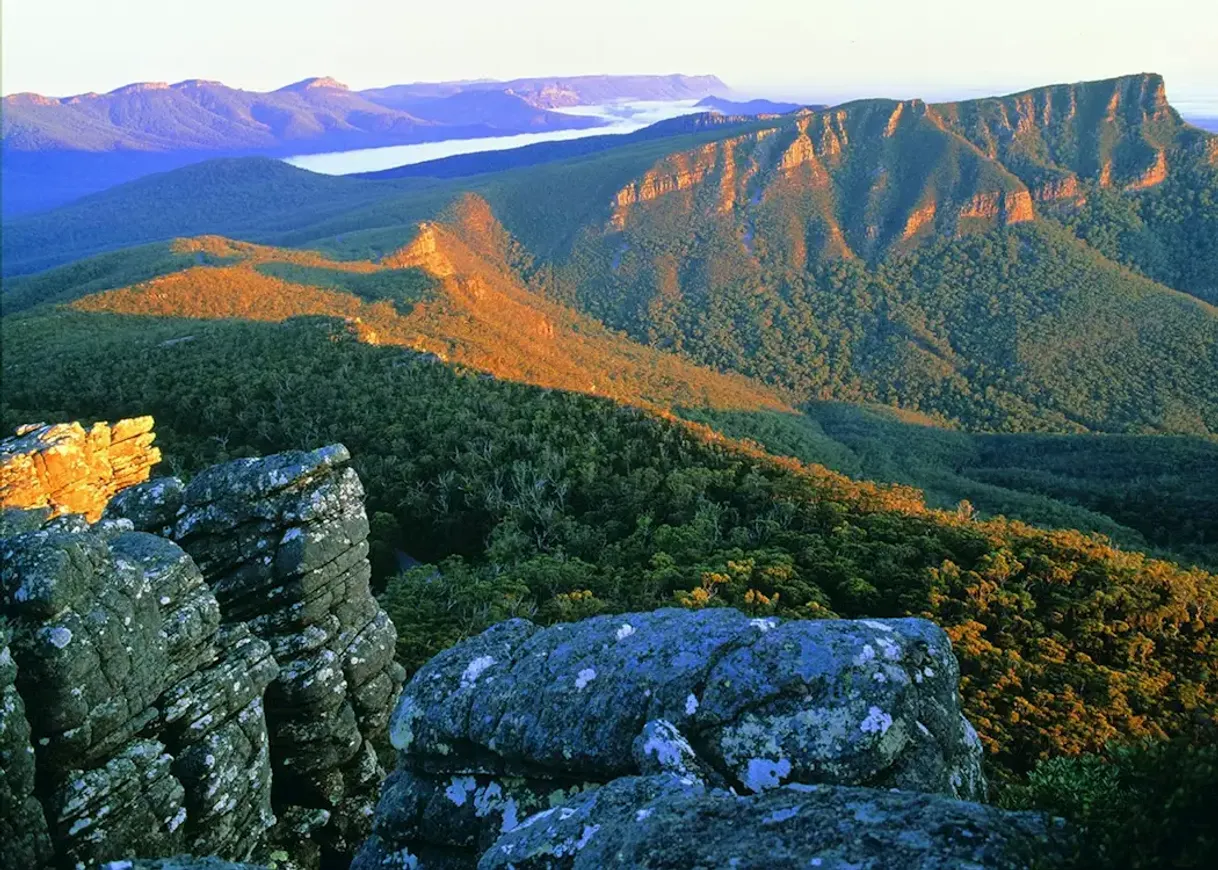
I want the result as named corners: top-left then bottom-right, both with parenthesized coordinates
top-left (480, 774), bottom-right (1072, 870)
top-left (355, 608), bottom-right (1017, 868)
top-left (0, 418), bottom-right (161, 522)
top-left (1124, 149), bottom-right (1169, 191)
top-left (382, 224), bottom-right (456, 277)
top-left (1, 514), bottom-right (274, 867)
top-left (0, 429), bottom-right (403, 868)
top-left (957, 190), bottom-right (1034, 225)
top-left (0, 625), bottom-right (54, 868)
top-left (1032, 175), bottom-right (1082, 203)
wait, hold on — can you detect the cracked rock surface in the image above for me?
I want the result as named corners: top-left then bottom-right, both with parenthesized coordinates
top-left (1, 433), bottom-right (403, 868)
top-left (358, 608), bottom-right (1015, 868)
top-left (479, 775), bottom-right (1074, 870)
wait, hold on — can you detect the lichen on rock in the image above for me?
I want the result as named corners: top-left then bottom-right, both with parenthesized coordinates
top-left (1, 424), bottom-right (404, 868)
top-left (479, 776), bottom-right (1073, 870)
top-left (361, 608), bottom-right (997, 866)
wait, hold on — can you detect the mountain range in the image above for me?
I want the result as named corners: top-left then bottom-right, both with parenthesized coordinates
top-left (4, 71), bottom-right (1216, 439)
top-left (0, 73), bottom-right (727, 215)
top-left (4, 71), bottom-right (1218, 831)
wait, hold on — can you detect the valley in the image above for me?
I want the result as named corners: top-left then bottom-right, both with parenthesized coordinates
top-left (3, 66), bottom-right (1218, 870)
top-left (283, 99), bottom-right (709, 175)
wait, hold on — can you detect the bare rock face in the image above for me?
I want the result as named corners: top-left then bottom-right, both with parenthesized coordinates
top-left (357, 609), bottom-right (1001, 868)
top-left (477, 775), bottom-right (1074, 870)
top-left (112, 445), bottom-right (406, 859)
top-left (0, 418), bottom-right (161, 522)
top-left (1, 519), bottom-right (278, 866)
top-left (0, 626), bottom-right (54, 868)
top-left (0, 428), bottom-right (403, 868)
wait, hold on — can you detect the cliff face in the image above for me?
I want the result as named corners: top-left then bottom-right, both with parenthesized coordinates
top-left (931, 72), bottom-right (1199, 196)
top-left (601, 96), bottom-right (1034, 270)
top-left (594, 73), bottom-right (1206, 272)
top-left (0, 421), bottom-right (403, 868)
top-left (0, 418), bottom-right (160, 521)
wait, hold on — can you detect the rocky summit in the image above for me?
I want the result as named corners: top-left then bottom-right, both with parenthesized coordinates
top-left (0, 420), bottom-right (403, 869)
top-left (1, 417), bottom-right (1076, 868)
top-left (355, 609), bottom-right (1070, 869)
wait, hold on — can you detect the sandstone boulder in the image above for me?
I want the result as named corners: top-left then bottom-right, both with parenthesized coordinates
top-left (0, 418), bottom-right (161, 522)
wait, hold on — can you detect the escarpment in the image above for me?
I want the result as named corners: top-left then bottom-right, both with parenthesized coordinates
top-left (599, 95), bottom-right (1037, 272)
top-left (931, 72), bottom-right (1201, 198)
top-left (0, 420), bottom-right (403, 868)
top-left (593, 73), bottom-right (1209, 279)
top-left (355, 609), bottom-right (1072, 869)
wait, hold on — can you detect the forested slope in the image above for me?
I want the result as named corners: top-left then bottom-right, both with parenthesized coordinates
top-left (3, 309), bottom-right (1216, 785)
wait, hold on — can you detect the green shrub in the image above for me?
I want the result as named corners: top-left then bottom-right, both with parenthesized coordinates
top-left (1002, 740), bottom-right (1218, 868)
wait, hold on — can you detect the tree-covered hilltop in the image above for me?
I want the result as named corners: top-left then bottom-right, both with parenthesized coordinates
top-left (4, 310), bottom-right (1216, 784)
top-left (12, 203), bottom-right (1218, 436)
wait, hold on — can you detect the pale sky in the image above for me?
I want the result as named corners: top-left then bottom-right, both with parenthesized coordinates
top-left (3, 0), bottom-right (1216, 112)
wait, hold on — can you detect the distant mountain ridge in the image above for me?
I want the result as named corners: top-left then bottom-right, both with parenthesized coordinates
top-left (0, 73), bottom-right (727, 216)
top-left (0, 76), bottom-right (589, 153)
top-left (1, 73), bottom-right (726, 153)
top-left (696, 95), bottom-right (815, 115)
top-left (6, 72), bottom-right (1216, 438)
top-left (361, 74), bottom-right (727, 109)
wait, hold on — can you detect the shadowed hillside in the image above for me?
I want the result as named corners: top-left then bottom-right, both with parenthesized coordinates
top-left (4, 307), bottom-right (1217, 788)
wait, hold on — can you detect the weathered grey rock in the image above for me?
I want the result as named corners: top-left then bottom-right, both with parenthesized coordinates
top-left (0, 518), bottom-right (283, 867)
top-left (46, 738), bottom-right (187, 868)
top-left (391, 609), bottom-right (983, 793)
top-left (157, 625), bottom-right (279, 859)
top-left (0, 505), bottom-right (52, 536)
top-left (353, 767), bottom-right (598, 869)
top-left (0, 629), bottom-right (54, 868)
top-left (140, 445), bottom-right (404, 858)
top-left (370, 608), bottom-right (987, 866)
top-left (105, 477), bottom-right (186, 538)
top-left (478, 776), bottom-right (1073, 870)
top-left (109, 532), bottom-right (222, 684)
top-left (2, 438), bottom-right (403, 868)
top-left (1, 526), bottom-right (173, 773)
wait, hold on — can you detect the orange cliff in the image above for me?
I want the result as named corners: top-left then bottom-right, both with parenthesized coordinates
top-left (0, 417), bottom-right (161, 522)
top-left (957, 190), bottom-right (1034, 225)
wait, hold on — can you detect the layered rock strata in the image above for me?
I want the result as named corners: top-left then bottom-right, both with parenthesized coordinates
top-left (109, 445), bottom-right (405, 859)
top-left (0, 425), bottom-right (403, 868)
top-left (0, 418), bottom-right (161, 522)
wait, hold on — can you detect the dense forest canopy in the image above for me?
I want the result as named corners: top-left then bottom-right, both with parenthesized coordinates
top-left (3, 311), bottom-right (1216, 787)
